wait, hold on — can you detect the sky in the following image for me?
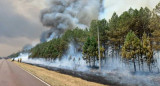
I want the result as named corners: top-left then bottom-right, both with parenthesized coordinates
top-left (0, 0), bottom-right (46, 57)
top-left (101, 0), bottom-right (160, 19)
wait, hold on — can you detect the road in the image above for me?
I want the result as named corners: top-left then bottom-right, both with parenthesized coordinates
top-left (0, 59), bottom-right (48, 86)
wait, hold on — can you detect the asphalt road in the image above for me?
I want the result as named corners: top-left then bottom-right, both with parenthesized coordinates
top-left (0, 59), bottom-right (48, 86)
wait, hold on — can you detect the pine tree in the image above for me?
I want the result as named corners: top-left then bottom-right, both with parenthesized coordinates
top-left (121, 31), bottom-right (141, 71)
top-left (121, 31), bottom-right (140, 59)
top-left (142, 33), bottom-right (153, 64)
top-left (82, 36), bottom-right (98, 67)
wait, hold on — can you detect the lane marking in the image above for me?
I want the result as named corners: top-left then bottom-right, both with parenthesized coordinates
top-left (15, 62), bottom-right (51, 86)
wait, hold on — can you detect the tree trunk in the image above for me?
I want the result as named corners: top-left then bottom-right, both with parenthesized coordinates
top-left (103, 43), bottom-right (106, 56)
top-left (141, 60), bottom-right (144, 71)
top-left (93, 56), bottom-right (95, 67)
top-left (138, 56), bottom-right (140, 71)
top-left (89, 56), bottom-right (91, 67)
top-left (133, 58), bottom-right (136, 72)
top-left (148, 64), bottom-right (151, 72)
top-left (119, 40), bottom-right (121, 49)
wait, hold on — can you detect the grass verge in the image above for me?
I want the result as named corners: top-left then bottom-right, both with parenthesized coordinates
top-left (14, 62), bottom-right (107, 86)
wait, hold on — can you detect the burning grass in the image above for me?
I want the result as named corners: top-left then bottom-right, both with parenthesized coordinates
top-left (14, 61), bottom-right (107, 86)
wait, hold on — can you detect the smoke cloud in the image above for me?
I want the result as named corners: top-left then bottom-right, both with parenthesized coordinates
top-left (40, 0), bottom-right (101, 41)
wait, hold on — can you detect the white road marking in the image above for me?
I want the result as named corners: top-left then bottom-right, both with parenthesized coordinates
top-left (16, 63), bottom-right (51, 86)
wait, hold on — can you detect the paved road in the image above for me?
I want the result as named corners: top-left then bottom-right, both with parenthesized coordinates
top-left (0, 59), bottom-right (47, 86)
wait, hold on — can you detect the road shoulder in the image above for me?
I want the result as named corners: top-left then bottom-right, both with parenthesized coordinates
top-left (13, 61), bottom-right (106, 86)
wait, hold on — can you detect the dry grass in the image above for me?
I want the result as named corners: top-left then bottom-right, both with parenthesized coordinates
top-left (14, 62), bottom-right (107, 86)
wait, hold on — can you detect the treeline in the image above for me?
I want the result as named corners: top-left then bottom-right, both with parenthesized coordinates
top-left (8, 52), bottom-right (21, 58)
top-left (29, 3), bottom-right (160, 70)
top-left (30, 28), bottom-right (88, 58)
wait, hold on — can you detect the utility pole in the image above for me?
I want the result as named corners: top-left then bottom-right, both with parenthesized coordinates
top-left (97, 26), bottom-right (101, 71)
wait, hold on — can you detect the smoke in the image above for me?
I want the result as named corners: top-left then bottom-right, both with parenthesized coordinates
top-left (40, 0), bottom-right (101, 41)
top-left (16, 44), bottom-right (160, 85)
top-left (22, 41), bottom-right (39, 51)
top-left (22, 44), bottom-right (33, 51)
top-left (17, 42), bottom-right (88, 71)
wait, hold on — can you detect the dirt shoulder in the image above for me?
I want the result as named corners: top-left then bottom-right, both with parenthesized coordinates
top-left (14, 61), bottom-right (107, 86)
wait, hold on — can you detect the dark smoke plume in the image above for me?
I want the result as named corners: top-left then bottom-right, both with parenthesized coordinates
top-left (40, 0), bottom-right (101, 42)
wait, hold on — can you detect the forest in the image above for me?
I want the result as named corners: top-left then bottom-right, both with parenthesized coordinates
top-left (24, 3), bottom-right (160, 72)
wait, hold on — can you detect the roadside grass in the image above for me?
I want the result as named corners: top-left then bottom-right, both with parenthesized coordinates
top-left (14, 61), bottom-right (107, 86)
